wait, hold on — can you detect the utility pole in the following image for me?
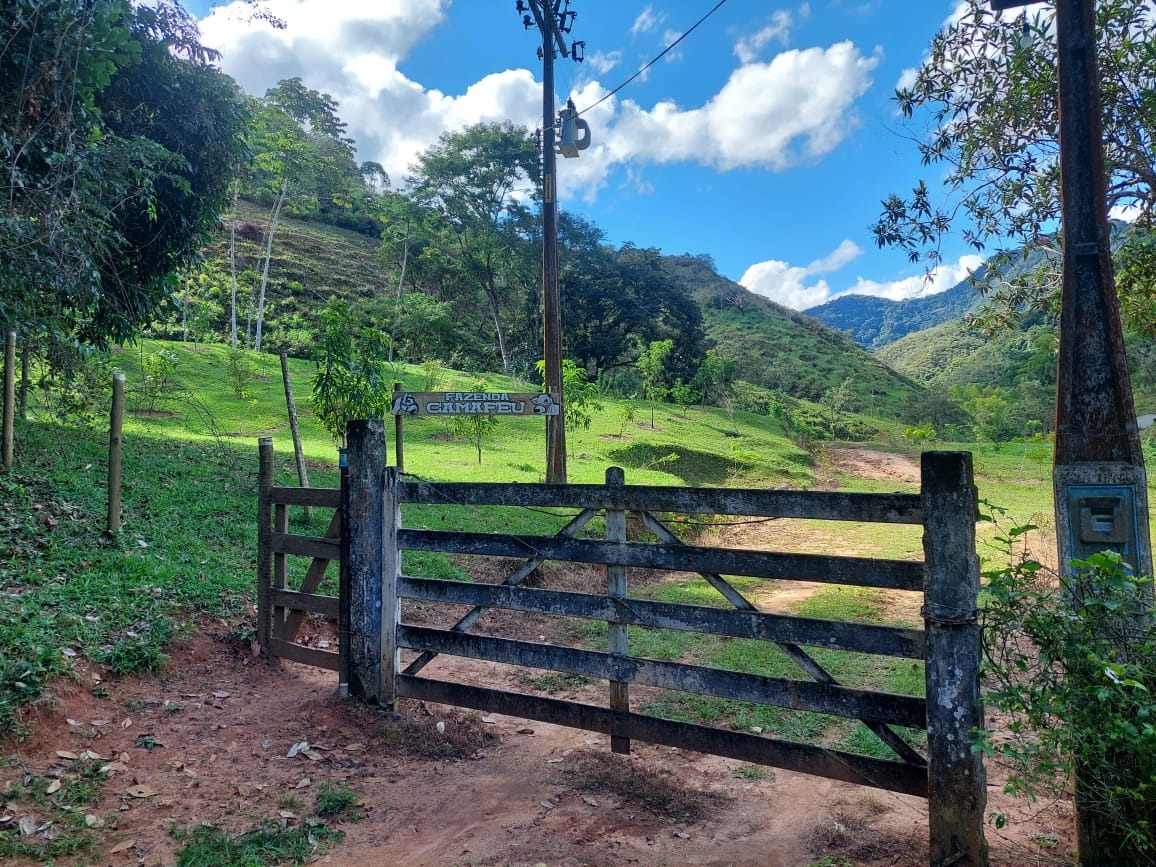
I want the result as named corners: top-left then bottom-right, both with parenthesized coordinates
top-left (993, 1), bottom-right (1151, 861)
top-left (517, 0), bottom-right (585, 484)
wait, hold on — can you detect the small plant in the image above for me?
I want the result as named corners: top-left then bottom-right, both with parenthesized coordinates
top-left (617, 400), bottom-right (636, 436)
top-left (732, 765), bottom-right (766, 781)
top-left (172, 820), bottom-right (343, 866)
top-left (314, 782), bottom-right (362, 820)
top-left (141, 348), bottom-right (181, 412)
top-left (224, 347), bottom-right (259, 399)
top-left (449, 379), bottom-right (500, 464)
top-left (421, 358), bottom-right (445, 391)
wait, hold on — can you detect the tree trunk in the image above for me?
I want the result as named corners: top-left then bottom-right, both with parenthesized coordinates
top-left (388, 227), bottom-right (409, 364)
top-left (229, 179), bottom-right (239, 348)
top-left (254, 180), bottom-right (287, 354)
top-left (483, 283), bottom-right (510, 374)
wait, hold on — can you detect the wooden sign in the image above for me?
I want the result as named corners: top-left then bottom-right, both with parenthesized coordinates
top-left (391, 391), bottom-right (559, 417)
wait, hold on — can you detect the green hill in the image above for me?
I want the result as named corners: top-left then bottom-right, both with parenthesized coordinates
top-left (661, 255), bottom-right (926, 419)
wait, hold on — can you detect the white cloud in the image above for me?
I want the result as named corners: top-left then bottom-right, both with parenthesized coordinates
top-left (662, 29), bottom-right (684, 62)
top-left (740, 247), bottom-right (982, 310)
top-left (631, 5), bottom-right (665, 37)
top-left (584, 50), bottom-right (622, 76)
top-left (734, 10), bottom-right (793, 64)
top-left (895, 67), bottom-right (917, 91)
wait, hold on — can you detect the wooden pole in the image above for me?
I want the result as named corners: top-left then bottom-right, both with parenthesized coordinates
top-left (17, 336), bottom-right (27, 420)
top-left (381, 465), bottom-right (401, 708)
top-left (3, 330), bottom-right (15, 468)
top-left (346, 420), bottom-right (386, 703)
top-left (921, 451), bottom-right (988, 867)
top-left (393, 383), bottom-right (404, 472)
top-left (257, 438), bottom-right (275, 654)
top-left (280, 353), bottom-right (311, 518)
top-left (106, 374), bottom-right (125, 534)
top-left (606, 466), bottom-right (630, 753)
top-left (338, 447), bottom-right (351, 698)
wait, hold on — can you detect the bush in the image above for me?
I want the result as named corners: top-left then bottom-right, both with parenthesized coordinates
top-left (980, 517), bottom-right (1156, 858)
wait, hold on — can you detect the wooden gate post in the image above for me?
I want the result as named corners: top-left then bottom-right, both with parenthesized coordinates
top-left (346, 420), bottom-right (387, 704)
top-left (257, 438), bottom-right (275, 654)
top-left (605, 466), bottom-right (630, 753)
top-left (921, 451), bottom-right (988, 867)
top-left (3, 330), bottom-right (15, 468)
top-left (381, 465), bottom-right (401, 708)
top-left (106, 373), bottom-right (125, 534)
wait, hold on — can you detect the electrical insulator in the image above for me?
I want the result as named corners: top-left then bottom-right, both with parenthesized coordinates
top-left (557, 106), bottom-right (590, 158)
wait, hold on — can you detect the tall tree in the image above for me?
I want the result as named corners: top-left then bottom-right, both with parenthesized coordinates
top-left (407, 122), bottom-right (541, 373)
top-left (872, 0), bottom-right (1156, 324)
top-left (0, 0), bottom-right (247, 346)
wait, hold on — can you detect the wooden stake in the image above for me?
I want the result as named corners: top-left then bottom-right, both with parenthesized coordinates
top-left (280, 353), bottom-right (311, 518)
top-left (606, 466), bottom-right (630, 753)
top-left (257, 438), bottom-right (275, 654)
top-left (346, 420), bottom-right (386, 704)
top-left (2, 330), bottom-right (14, 468)
top-left (106, 374), bottom-right (125, 534)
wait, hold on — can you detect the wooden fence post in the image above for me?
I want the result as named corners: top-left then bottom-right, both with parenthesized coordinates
top-left (393, 383), bottom-right (404, 473)
top-left (338, 446), bottom-right (351, 698)
top-left (106, 374), bottom-right (125, 534)
top-left (381, 465), bottom-right (401, 708)
top-left (346, 420), bottom-right (386, 703)
top-left (606, 466), bottom-right (630, 754)
top-left (257, 438), bottom-right (275, 654)
top-left (921, 451), bottom-right (988, 867)
top-left (3, 330), bottom-right (15, 468)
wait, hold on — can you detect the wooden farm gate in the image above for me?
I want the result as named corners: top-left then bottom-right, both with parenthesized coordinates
top-left (256, 423), bottom-right (987, 866)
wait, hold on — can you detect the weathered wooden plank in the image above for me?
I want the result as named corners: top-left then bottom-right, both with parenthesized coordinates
top-left (397, 626), bottom-right (926, 728)
top-left (269, 637), bottom-right (341, 671)
top-left (399, 480), bottom-right (922, 523)
top-left (257, 439), bottom-right (274, 654)
top-left (402, 508), bottom-right (599, 677)
top-left (605, 467), bottom-right (630, 754)
top-left (271, 588), bottom-right (339, 618)
top-left (397, 676), bottom-right (929, 798)
top-left (271, 486), bottom-right (341, 508)
top-left (271, 532), bottom-right (340, 560)
top-left (922, 452), bottom-right (987, 865)
top-left (381, 466), bottom-right (402, 708)
top-left (398, 530), bottom-right (924, 591)
top-left (399, 578), bottom-right (925, 658)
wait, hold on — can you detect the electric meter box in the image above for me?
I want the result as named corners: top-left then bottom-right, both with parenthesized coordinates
top-left (1065, 484), bottom-right (1141, 573)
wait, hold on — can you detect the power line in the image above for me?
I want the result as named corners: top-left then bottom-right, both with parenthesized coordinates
top-left (576, 0), bottom-right (731, 116)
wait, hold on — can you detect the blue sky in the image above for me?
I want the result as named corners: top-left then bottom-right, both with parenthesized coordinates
top-left (187, 0), bottom-right (989, 310)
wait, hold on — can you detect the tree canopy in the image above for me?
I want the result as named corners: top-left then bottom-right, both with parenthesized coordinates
top-left (872, 0), bottom-right (1156, 324)
top-left (0, 0), bottom-right (248, 346)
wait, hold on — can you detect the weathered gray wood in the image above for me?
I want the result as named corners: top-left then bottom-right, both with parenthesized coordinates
top-left (606, 467), bottom-right (630, 754)
top-left (643, 510), bottom-right (926, 766)
top-left (398, 626), bottom-right (927, 728)
top-left (2, 330), bottom-right (14, 468)
top-left (393, 384), bottom-right (405, 472)
top-left (402, 508), bottom-right (598, 677)
top-left (398, 577), bottom-right (925, 658)
top-left (270, 532), bottom-right (340, 560)
top-left (269, 637), bottom-right (341, 671)
top-left (399, 529), bottom-right (924, 590)
top-left (922, 451), bottom-right (988, 866)
top-left (280, 509), bottom-right (341, 642)
top-left (398, 676), bottom-right (929, 798)
top-left (280, 353), bottom-right (311, 514)
top-left (271, 588), bottom-right (340, 618)
top-left (338, 451), bottom-right (351, 694)
top-left (106, 374), bottom-right (125, 534)
top-left (272, 502), bottom-right (289, 638)
top-left (381, 466), bottom-right (401, 708)
top-left (400, 479), bottom-right (922, 523)
top-left (346, 421), bottom-right (386, 703)
top-left (271, 486), bottom-right (341, 508)
top-left (257, 439), bottom-right (275, 653)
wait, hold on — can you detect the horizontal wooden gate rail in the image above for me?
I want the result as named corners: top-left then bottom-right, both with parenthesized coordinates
top-left (256, 421), bottom-right (988, 867)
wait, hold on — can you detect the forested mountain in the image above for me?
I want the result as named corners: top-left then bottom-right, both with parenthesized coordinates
top-left (804, 274), bottom-right (982, 350)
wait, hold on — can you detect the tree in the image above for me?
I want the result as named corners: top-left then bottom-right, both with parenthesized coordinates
top-left (638, 339), bottom-right (674, 428)
top-left (872, 0), bottom-right (1156, 323)
top-left (450, 381), bottom-right (500, 464)
top-left (408, 122), bottom-right (541, 373)
top-left (0, 0), bottom-right (247, 347)
top-left (310, 302), bottom-right (392, 446)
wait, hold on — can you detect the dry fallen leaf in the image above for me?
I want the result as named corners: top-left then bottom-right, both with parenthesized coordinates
top-left (18, 815), bottom-right (37, 836)
top-left (45, 780), bottom-right (61, 795)
top-left (90, 719), bottom-right (111, 727)
top-left (124, 785), bottom-right (157, 799)
top-left (121, 718), bottom-right (133, 729)
top-left (279, 810), bottom-right (298, 820)
top-left (294, 777), bottom-right (311, 789)
top-left (302, 749), bottom-right (323, 761)
top-left (109, 838), bottom-right (136, 853)
top-left (343, 743), bottom-right (365, 752)
top-left (85, 814), bottom-right (103, 828)
top-left (55, 751), bottom-right (79, 761)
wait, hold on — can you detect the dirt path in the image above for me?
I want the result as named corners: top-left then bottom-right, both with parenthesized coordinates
top-left (1, 447), bottom-right (1073, 866)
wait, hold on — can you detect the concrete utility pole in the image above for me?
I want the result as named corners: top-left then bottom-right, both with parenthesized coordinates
top-left (517, 0), bottom-right (586, 484)
top-left (993, 1), bottom-right (1151, 861)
